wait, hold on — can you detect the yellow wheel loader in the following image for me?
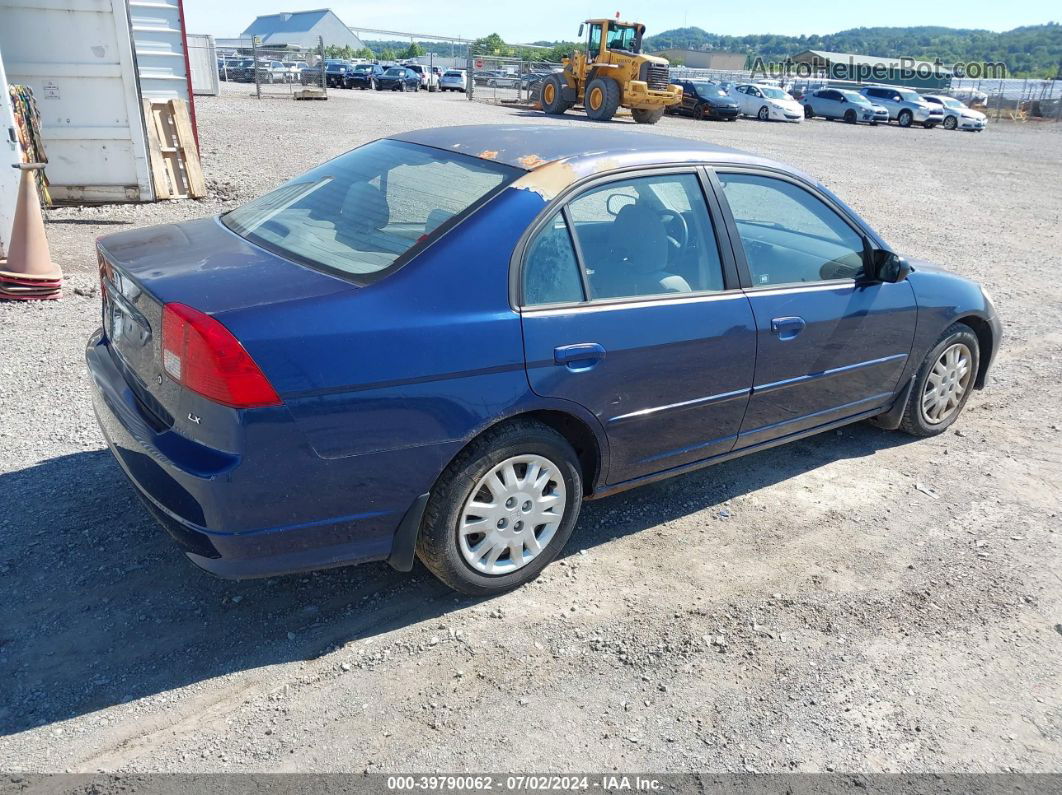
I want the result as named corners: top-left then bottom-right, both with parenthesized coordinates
top-left (540, 17), bottom-right (682, 124)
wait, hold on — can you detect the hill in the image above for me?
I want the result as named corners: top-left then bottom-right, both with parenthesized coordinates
top-left (642, 23), bottom-right (1062, 77)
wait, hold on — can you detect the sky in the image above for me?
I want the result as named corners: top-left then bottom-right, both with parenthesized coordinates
top-left (183, 0), bottom-right (1057, 43)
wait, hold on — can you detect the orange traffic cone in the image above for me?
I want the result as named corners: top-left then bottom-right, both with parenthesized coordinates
top-left (1, 163), bottom-right (62, 300)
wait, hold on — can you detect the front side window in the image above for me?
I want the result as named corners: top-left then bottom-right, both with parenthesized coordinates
top-left (522, 213), bottom-right (585, 306)
top-left (565, 173), bottom-right (725, 300)
top-left (223, 139), bottom-right (518, 281)
top-left (607, 25), bottom-right (639, 52)
top-left (587, 24), bottom-right (602, 55)
top-left (717, 173), bottom-right (866, 286)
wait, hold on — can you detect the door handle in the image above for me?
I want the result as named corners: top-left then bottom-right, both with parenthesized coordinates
top-left (554, 343), bottom-right (606, 370)
top-left (770, 316), bottom-right (806, 341)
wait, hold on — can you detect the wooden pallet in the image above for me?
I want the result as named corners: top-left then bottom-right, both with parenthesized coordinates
top-left (142, 99), bottom-right (206, 200)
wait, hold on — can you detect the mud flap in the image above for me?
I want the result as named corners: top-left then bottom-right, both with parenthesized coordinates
top-left (386, 493), bottom-right (430, 572)
top-left (867, 375), bottom-right (916, 430)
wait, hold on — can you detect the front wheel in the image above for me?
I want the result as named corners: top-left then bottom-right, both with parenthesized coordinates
top-left (416, 420), bottom-right (583, 595)
top-left (844, 108), bottom-right (857, 123)
top-left (898, 324), bottom-right (980, 437)
top-left (898, 109), bottom-right (913, 127)
top-left (757, 105), bottom-right (770, 121)
top-left (804, 104), bottom-right (814, 119)
top-left (943, 115), bottom-right (958, 130)
top-left (631, 107), bottom-right (665, 125)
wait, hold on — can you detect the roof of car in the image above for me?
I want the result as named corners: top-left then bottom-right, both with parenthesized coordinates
top-left (390, 124), bottom-right (785, 174)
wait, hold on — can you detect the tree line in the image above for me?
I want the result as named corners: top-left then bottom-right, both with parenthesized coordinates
top-left (354, 23), bottom-right (1061, 77)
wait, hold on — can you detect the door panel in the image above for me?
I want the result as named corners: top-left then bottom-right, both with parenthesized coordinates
top-left (738, 282), bottom-right (916, 446)
top-left (523, 295), bottom-right (757, 482)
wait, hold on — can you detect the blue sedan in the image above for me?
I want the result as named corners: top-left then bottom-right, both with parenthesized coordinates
top-left (88, 125), bottom-right (1001, 594)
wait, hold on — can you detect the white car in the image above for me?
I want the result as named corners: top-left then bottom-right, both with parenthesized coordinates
top-left (440, 69), bottom-right (467, 92)
top-left (922, 94), bottom-right (988, 131)
top-left (730, 83), bottom-right (804, 122)
top-left (405, 64), bottom-right (439, 92)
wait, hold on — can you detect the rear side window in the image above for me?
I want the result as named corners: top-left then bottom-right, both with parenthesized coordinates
top-left (222, 139), bottom-right (518, 282)
top-left (522, 213), bottom-right (585, 306)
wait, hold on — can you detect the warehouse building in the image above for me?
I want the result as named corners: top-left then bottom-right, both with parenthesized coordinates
top-left (790, 49), bottom-right (952, 90)
top-left (240, 9), bottom-right (365, 51)
top-left (650, 49), bottom-right (747, 70)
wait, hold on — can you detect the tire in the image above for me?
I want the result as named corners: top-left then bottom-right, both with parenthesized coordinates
top-left (540, 74), bottom-right (573, 115)
top-left (584, 76), bottom-right (621, 121)
top-left (757, 105), bottom-right (770, 121)
top-left (694, 103), bottom-right (707, 120)
top-left (923, 121), bottom-right (936, 129)
top-left (416, 420), bottom-right (584, 596)
top-left (943, 115), bottom-right (958, 130)
top-left (844, 109), bottom-right (857, 123)
top-left (804, 104), bottom-right (814, 119)
top-left (898, 323), bottom-right (980, 437)
top-left (898, 109), bottom-right (913, 127)
top-left (631, 107), bottom-right (665, 125)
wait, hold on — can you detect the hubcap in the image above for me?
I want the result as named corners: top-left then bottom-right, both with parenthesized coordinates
top-left (458, 454), bottom-right (566, 576)
top-left (589, 87), bottom-right (603, 110)
top-left (921, 343), bottom-right (972, 424)
top-left (543, 83), bottom-right (555, 104)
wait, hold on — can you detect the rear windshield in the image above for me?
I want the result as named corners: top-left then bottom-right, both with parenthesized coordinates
top-left (221, 139), bottom-right (519, 282)
top-left (444, 71), bottom-right (462, 77)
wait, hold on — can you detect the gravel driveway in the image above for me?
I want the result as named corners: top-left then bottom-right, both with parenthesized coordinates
top-left (1, 83), bottom-right (1060, 773)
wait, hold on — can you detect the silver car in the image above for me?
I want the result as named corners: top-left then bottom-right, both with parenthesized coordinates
top-left (440, 69), bottom-right (467, 92)
top-left (803, 88), bottom-right (889, 124)
top-left (922, 94), bottom-right (988, 131)
top-left (860, 86), bottom-right (944, 128)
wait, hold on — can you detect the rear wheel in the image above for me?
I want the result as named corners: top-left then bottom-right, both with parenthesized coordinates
top-left (584, 77), bottom-right (620, 121)
top-left (923, 121), bottom-right (936, 129)
top-left (541, 74), bottom-right (573, 115)
top-left (632, 107), bottom-right (665, 125)
top-left (898, 324), bottom-right (980, 437)
top-left (416, 420), bottom-right (583, 595)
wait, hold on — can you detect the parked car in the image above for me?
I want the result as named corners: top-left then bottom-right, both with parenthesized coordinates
top-left (281, 62), bottom-right (304, 83)
top-left (405, 64), bottom-right (439, 92)
top-left (803, 88), bottom-right (889, 124)
top-left (859, 86), bottom-right (943, 128)
top-left (669, 80), bottom-right (740, 120)
top-left (252, 60), bottom-right (291, 84)
top-left (89, 125), bottom-right (1000, 595)
top-left (487, 72), bottom-right (520, 88)
top-left (217, 58), bottom-right (247, 81)
top-left (347, 63), bottom-right (386, 90)
top-left (922, 94), bottom-right (987, 131)
top-left (301, 60), bottom-right (352, 88)
top-left (376, 66), bottom-right (421, 92)
top-left (729, 83), bottom-right (804, 121)
top-left (440, 69), bottom-right (468, 92)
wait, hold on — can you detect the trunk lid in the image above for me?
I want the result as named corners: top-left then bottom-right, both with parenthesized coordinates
top-left (97, 216), bottom-right (351, 424)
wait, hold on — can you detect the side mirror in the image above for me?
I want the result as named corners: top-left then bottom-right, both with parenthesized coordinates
top-left (578, 23), bottom-right (584, 37)
top-left (866, 247), bottom-right (911, 283)
top-left (839, 97), bottom-right (847, 103)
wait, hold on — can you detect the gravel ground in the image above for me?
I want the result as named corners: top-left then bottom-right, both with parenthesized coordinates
top-left (1, 81), bottom-right (1060, 773)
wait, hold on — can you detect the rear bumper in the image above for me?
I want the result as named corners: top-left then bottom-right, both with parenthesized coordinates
top-left (86, 330), bottom-right (426, 579)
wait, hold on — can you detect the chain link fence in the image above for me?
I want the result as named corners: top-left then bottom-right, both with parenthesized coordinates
top-left (214, 37), bottom-right (329, 98)
top-left (465, 56), bottom-right (563, 106)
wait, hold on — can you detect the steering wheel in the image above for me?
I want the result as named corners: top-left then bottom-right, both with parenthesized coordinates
top-left (658, 209), bottom-right (689, 253)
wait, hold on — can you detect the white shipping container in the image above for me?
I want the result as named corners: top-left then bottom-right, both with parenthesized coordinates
top-left (0, 0), bottom-right (154, 203)
top-left (187, 34), bottom-right (218, 96)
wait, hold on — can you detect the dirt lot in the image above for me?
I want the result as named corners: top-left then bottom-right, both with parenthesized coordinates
top-left (1, 82), bottom-right (1060, 773)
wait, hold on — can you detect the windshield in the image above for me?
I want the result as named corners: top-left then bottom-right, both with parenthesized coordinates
top-left (843, 91), bottom-right (872, 106)
top-left (444, 71), bottom-right (462, 77)
top-left (692, 82), bottom-right (727, 98)
top-left (222, 140), bottom-right (519, 282)
top-left (761, 87), bottom-right (788, 100)
top-left (385, 68), bottom-right (403, 76)
top-left (354, 64), bottom-right (374, 72)
top-left (942, 97), bottom-right (965, 108)
top-left (897, 90), bottom-right (923, 102)
top-left (606, 24), bottom-right (640, 52)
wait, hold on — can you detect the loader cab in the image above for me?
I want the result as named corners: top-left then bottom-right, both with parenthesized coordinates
top-left (581, 19), bottom-right (644, 61)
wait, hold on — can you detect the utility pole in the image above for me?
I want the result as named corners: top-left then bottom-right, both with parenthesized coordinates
top-left (252, 36), bottom-right (261, 99)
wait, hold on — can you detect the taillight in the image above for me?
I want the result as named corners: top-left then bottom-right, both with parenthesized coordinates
top-left (161, 302), bottom-right (281, 409)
